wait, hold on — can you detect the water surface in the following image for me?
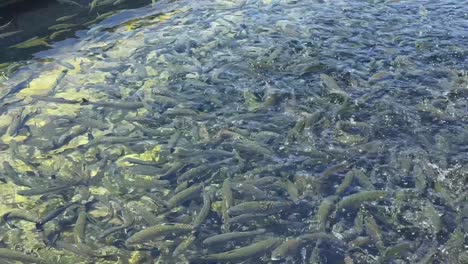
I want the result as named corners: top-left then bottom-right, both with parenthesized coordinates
top-left (0, 0), bottom-right (466, 263)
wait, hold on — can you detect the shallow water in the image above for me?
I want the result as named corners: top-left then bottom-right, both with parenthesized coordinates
top-left (0, 0), bottom-right (467, 263)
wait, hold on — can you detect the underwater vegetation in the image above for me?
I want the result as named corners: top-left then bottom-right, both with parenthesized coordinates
top-left (0, 0), bottom-right (467, 263)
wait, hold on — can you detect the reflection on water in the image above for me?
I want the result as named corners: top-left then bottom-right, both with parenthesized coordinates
top-left (0, 0), bottom-right (150, 63)
top-left (0, 0), bottom-right (467, 263)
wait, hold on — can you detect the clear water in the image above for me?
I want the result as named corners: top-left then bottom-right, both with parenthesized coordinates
top-left (0, 0), bottom-right (466, 263)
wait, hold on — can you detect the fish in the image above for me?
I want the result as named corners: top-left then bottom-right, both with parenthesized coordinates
top-left (54, 240), bottom-right (111, 259)
top-left (173, 180), bottom-right (188, 194)
top-left (318, 162), bottom-right (350, 183)
top-left (57, 0), bottom-right (83, 8)
top-left (172, 234), bottom-right (196, 256)
top-left (125, 224), bottom-right (194, 245)
top-left (251, 176), bottom-right (281, 188)
top-left (380, 242), bottom-right (412, 262)
top-left (316, 195), bottom-right (338, 232)
top-left (193, 238), bottom-right (281, 262)
top-left (56, 13), bottom-right (79, 22)
top-left (228, 201), bottom-right (294, 216)
top-left (112, 0), bottom-right (126, 5)
top-left (192, 188), bottom-right (213, 227)
top-left (2, 161), bottom-right (31, 187)
top-left (81, 100), bottom-right (145, 110)
top-left (49, 29), bottom-right (71, 40)
top-left (13, 108), bottom-right (39, 136)
top-left (1, 209), bottom-right (39, 224)
top-left (335, 170), bottom-right (354, 195)
top-left (17, 180), bottom-right (81, 196)
top-left (335, 190), bottom-right (388, 213)
top-left (37, 202), bottom-right (78, 226)
top-left (31, 95), bottom-right (81, 104)
top-left (51, 126), bottom-right (89, 151)
top-left (298, 232), bottom-right (342, 244)
top-left (0, 19), bottom-right (13, 31)
top-left (167, 130), bottom-right (181, 152)
top-left (364, 214), bottom-right (385, 252)
top-left (352, 169), bottom-right (375, 190)
top-left (95, 10), bottom-right (120, 20)
top-left (48, 23), bottom-right (78, 31)
top-left (164, 107), bottom-right (199, 117)
top-left (98, 209), bottom-right (134, 240)
top-left (172, 148), bottom-right (235, 159)
top-left (0, 248), bottom-right (46, 264)
top-left (123, 164), bottom-right (165, 176)
top-left (284, 179), bottom-right (299, 202)
top-left (225, 140), bottom-right (273, 157)
top-left (152, 95), bottom-right (177, 106)
top-left (226, 213), bottom-right (270, 225)
top-left (319, 73), bottom-right (348, 100)
top-left (89, 0), bottom-right (100, 11)
top-left (89, 0), bottom-right (114, 12)
top-left (0, 78), bottom-right (29, 101)
top-left (119, 157), bottom-right (162, 166)
top-left (232, 183), bottom-right (270, 201)
top-left (271, 238), bottom-right (302, 260)
top-left (166, 183), bottom-right (203, 209)
top-left (348, 236), bottom-right (371, 248)
top-left (0, 30), bottom-right (22, 39)
top-left (86, 136), bottom-right (150, 147)
top-left (202, 229), bottom-right (266, 245)
top-left (177, 160), bottom-right (227, 183)
top-left (422, 202), bottom-right (442, 234)
top-left (221, 178), bottom-right (234, 218)
top-left (50, 69), bottom-right (68, 93)
top-left (177, 164), bottom-right (211, 183)
top-left (73, 207), bottom-right (88, 244)
top-left (130, 122), bottom-right (176, 137)
top-left (6, 109), bottom-right (23, 136)
top-left (10, 36), bottom-right (50, 49)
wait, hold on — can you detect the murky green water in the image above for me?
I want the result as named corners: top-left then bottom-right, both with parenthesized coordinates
top-left (0, 0), bottom-right (467, 263)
